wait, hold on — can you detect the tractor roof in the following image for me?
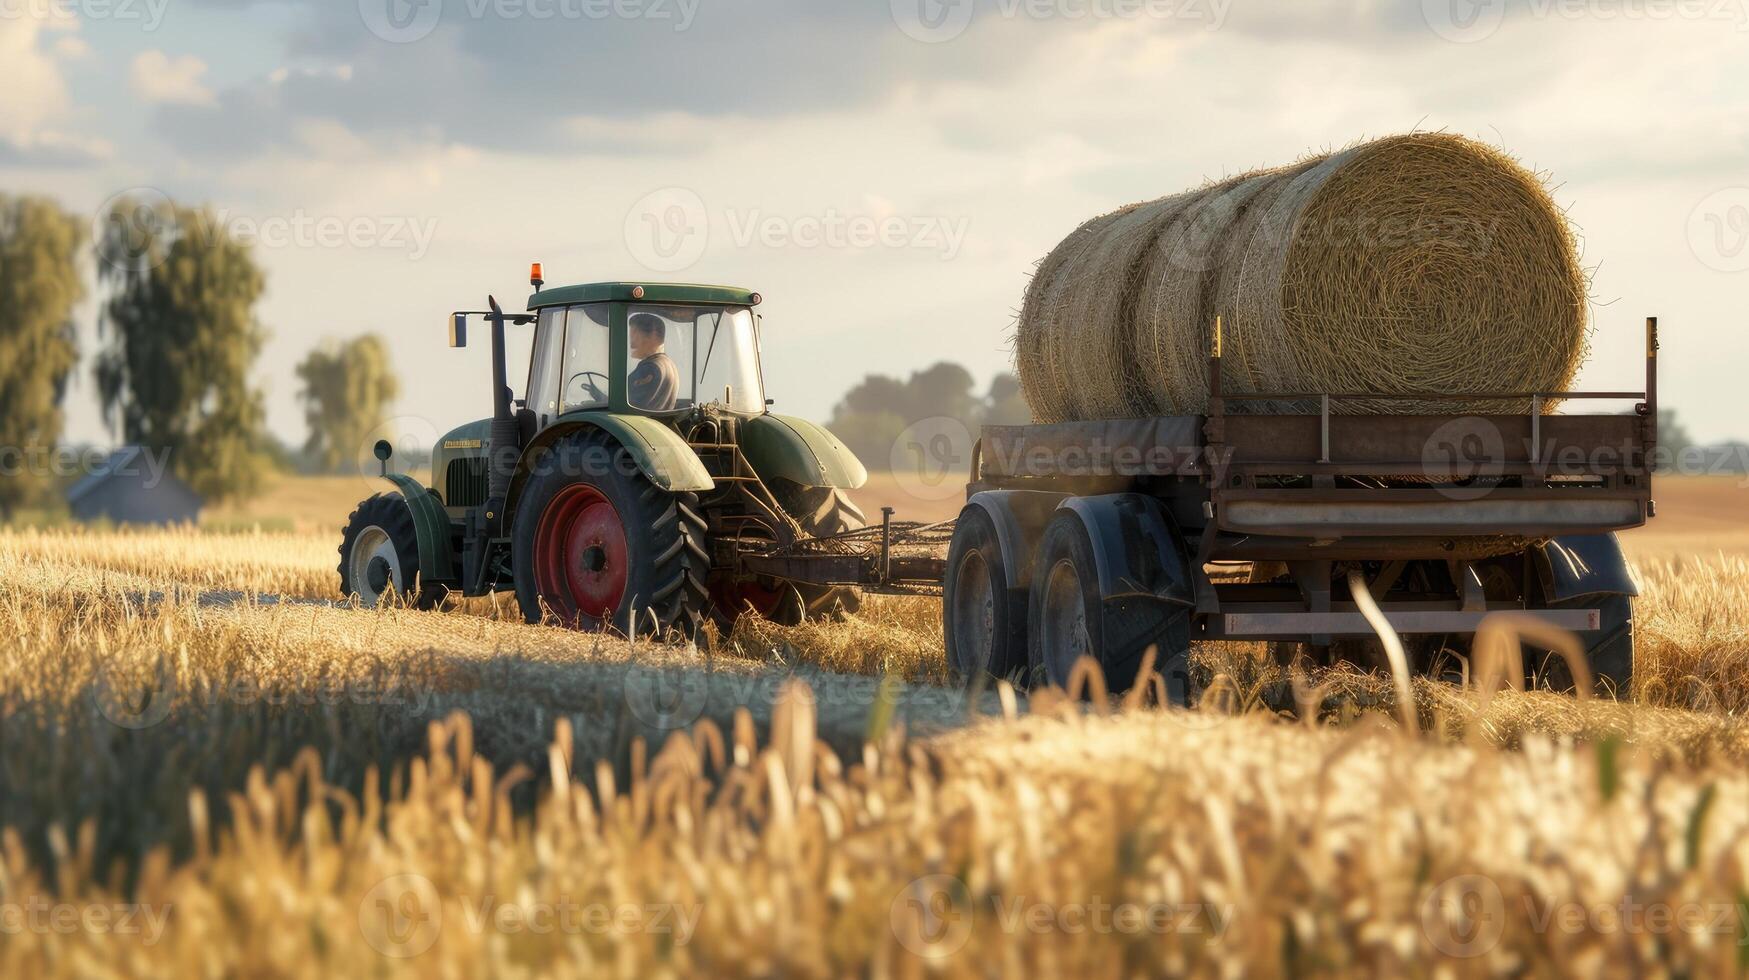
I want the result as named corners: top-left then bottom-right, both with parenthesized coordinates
top-left (526, 282), bottom-right (758, 310)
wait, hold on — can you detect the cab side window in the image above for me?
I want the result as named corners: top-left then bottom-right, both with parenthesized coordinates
top-left (524, 307), bottom-right (564, 422)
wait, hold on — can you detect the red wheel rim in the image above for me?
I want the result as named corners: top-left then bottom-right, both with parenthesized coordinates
top-left (534, 484), bottom-right (628, 626)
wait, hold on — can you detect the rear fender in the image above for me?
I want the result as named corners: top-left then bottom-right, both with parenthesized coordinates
top-left (741, 414), bottom-right (868, 489)
top-left (381, 474), bottom-right (458, 584)
top-left (963, 490), bottom-right (1068, 592)
top-left (1532, 533), bottom-right (1639, 602)
top-left (504, 413), bottom-right (714, 529)
top-left (1057, 494), bottom-right (1195, 607)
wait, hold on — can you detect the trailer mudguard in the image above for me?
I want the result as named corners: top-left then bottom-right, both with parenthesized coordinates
top-left (1531, 533), bottom-right (1639, 602)
top-left (741, 414), bottom-right (868, 489)
top-left (1057, 494), bottom-right (1196, 607)
top-left (380, 473), bottom-right (458, 584)
top-left (963, 490), bottom-right (1069, 592)
top-left (1053, 494), bottom-right (1196, 699)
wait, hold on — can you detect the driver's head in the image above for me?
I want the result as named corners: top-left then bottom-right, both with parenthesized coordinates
top-left (629, 313), bottom-right (666, 358)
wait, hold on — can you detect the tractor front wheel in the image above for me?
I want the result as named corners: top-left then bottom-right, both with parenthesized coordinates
top-left (513, 429), bottom-right (710, 636)
top-left (338, 494), bottom-right (446, 609)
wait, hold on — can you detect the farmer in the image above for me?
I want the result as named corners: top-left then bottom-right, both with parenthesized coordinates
top-left (628, 313), bottom-right (679, 412)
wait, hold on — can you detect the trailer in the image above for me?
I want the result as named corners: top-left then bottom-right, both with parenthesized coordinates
top-left (744, 317), bottom-right (1660, 702)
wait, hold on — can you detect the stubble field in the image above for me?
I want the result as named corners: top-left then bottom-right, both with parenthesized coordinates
top-left (2, 476), bottom-right (1747, 977)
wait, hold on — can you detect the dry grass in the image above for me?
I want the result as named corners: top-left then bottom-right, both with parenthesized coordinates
top-left (1018, 133), bottom-right (1589, 420)
top-left (3, 496), bottom-right (1748, 975)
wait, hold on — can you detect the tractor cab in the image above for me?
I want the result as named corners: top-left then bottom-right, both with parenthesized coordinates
top-left (517, 281), bottom-right (769, 424)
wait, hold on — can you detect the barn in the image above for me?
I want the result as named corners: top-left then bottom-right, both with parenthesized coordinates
top-left (66, 447), bottom-right (203, 526)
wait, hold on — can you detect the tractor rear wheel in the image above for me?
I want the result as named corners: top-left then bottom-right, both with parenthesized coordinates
top-left (766, 480), bottom-right (866, 621)
top-left (513, 429), bottom-right (710, 636)
top-left (338, 494), bottom-right (446, 609)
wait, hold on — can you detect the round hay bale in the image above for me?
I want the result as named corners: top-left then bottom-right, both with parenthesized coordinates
top-left (1016, 133), bottom-right (1589, 420)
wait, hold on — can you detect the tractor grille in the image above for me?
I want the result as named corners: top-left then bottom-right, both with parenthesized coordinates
top-left (445, 457), bottom-right (489, 508)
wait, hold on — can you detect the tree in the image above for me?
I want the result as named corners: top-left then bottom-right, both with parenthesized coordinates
top-left (0, 195), bottom-right (84, 518)
top-left (826, 363), bottom-right (1032, 470)
top-left (296, 335), bottom-right (400, 472)
top-left (983, 373), bottom-right (1031, 426)
top-left (95, 198), bottom-right (269, 501)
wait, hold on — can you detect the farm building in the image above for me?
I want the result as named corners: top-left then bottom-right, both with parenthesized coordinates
top-left (66, 447), bottom-right (202, 526)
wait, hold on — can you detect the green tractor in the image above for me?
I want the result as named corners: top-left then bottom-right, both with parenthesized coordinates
top-left (337, 271), bottom-right (870, 634)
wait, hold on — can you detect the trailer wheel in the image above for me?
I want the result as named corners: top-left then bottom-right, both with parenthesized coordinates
top-left (1528, 593), bottom-right (1634, 698)
top-left (944, 507), bottom-right (1026, 682)
top-left (513, 429), bottom-right (710, 636)
top-left (768, 480), bottom-right (865, 620)
top-left (338, 494), bottom-right (447, 610)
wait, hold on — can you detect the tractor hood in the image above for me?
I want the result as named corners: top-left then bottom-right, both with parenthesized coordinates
top-left (432, 419), bottom-right (491, 507)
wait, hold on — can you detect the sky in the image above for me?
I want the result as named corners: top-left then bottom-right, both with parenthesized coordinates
top-left (3, 0), bottom-right (1747, 453)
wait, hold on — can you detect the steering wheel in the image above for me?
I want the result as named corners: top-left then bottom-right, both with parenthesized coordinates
top-left (564, 371), bottom-right (609, 407)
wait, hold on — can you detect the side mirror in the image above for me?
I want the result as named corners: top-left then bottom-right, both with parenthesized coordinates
top-left (448, 313), bottom-right (468, 348)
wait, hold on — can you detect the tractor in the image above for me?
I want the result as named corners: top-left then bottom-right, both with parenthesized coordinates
top-left (337, 269), bottom-right (869, 634)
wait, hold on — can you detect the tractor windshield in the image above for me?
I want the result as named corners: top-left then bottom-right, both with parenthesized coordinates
top-left (625, 304), bottom-right (765, 414)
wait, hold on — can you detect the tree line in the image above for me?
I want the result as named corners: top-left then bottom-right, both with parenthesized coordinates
top-left (0, 193), bottom-right (398, 517)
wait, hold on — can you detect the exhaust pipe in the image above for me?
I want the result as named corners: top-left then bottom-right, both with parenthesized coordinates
top-left (485, 295), bottom-right (520, 531)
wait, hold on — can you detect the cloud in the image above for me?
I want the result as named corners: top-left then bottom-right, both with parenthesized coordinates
top-left (130, 51), bottom-right (217, 107)
top-left (0, 16), bottom-right (109, 167)
top-left (53, 35), bottom-right (91, 60)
